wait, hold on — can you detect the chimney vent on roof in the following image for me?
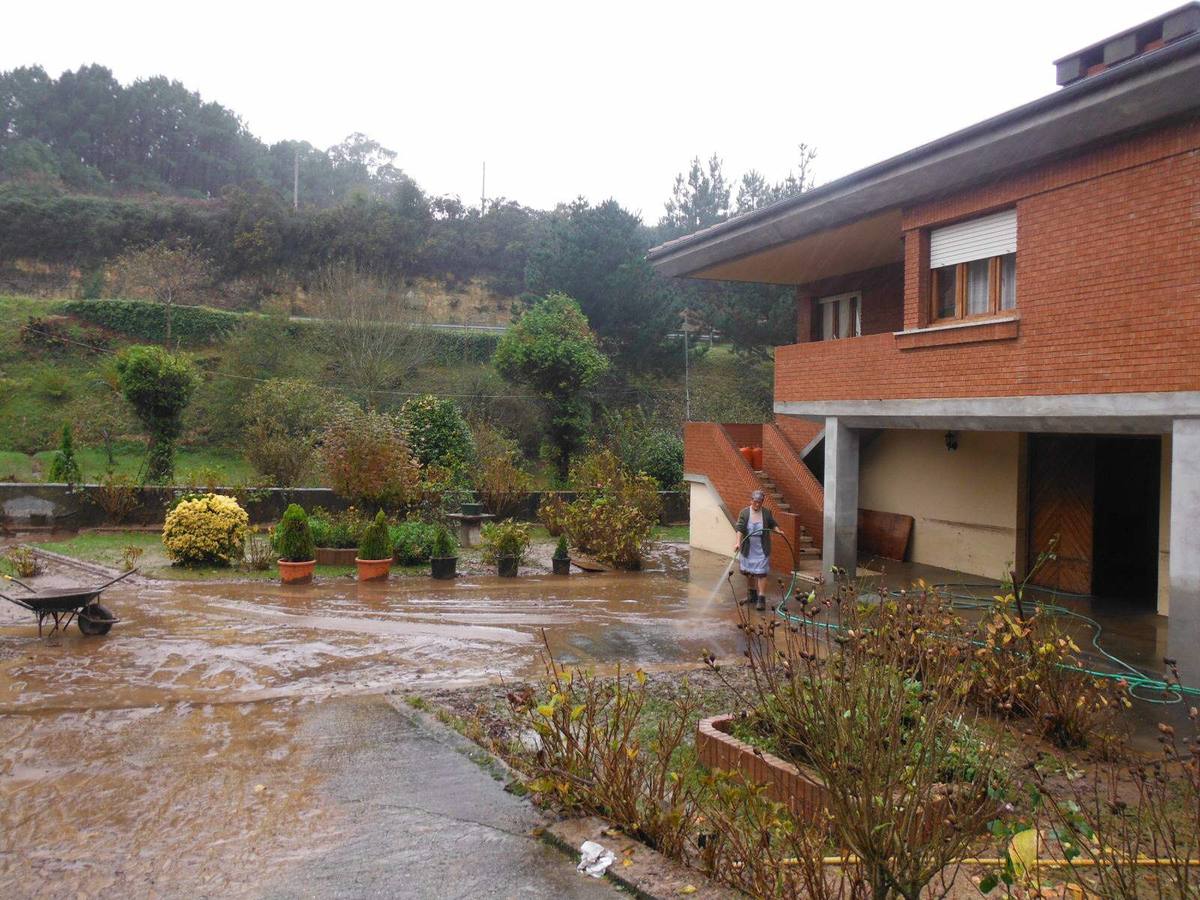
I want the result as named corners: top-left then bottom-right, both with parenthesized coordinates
top-left (1054, 2), bottom-right (1200, 86)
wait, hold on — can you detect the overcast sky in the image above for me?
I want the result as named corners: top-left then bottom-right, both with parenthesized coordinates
top-left (8, 0), bottom-right (1173, 219)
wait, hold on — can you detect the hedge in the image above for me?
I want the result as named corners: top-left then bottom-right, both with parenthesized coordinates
top-left (63, 299), bottom-right (242, 345)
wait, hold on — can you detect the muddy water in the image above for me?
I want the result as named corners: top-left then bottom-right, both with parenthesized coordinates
top-left (0, 546), bottom-right (746, 897)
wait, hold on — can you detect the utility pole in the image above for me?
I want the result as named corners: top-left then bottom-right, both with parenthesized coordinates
top-left (683, 308), bottom-right (691, 421)
top-left (293, 149), bottom-right (299, 211)
top-left (480, 161), bottom-right (486, 214)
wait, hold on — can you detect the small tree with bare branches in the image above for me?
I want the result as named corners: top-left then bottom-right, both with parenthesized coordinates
top-left (311, 265), bottom-right (434, 406)
top-left (110, 239), bottom-right (213, 345)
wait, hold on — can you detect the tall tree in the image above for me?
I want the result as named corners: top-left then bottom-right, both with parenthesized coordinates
top-left (526, 198), bottom-right (678, 372)
top-left (661, 154), bottom-right (730, 237)
top-left (114, 345), bottom-right (199, 482)
top-left (493, 293), bottom-right (608, 479)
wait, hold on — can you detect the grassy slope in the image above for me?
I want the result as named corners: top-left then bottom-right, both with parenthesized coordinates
top-left (0, 292), bottom-right (772, 485)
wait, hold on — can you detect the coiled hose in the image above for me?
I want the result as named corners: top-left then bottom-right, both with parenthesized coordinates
top-left (729, 529), bottom-right (1199, 704)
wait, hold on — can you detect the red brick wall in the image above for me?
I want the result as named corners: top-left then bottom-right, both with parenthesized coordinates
top-left (796, 264), bottom-right (904, 340)
top-left (763, 423), bottom-right (824, 546)
top-left (684, 421), bottom-right (802, 573)
top-left (722, 423), bottom-right (764, 448)
top-left (779, 120), bottom-right (1200, 403)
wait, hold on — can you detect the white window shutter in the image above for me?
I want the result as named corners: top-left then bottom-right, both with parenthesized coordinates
top-left (929, 209), bottom-right (1017, 268)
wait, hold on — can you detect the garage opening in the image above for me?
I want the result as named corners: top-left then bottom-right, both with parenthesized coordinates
top-left (1092, 436), bottom-right (1160, 602)
top-left (1026, 434), bottom-right (1160, 604)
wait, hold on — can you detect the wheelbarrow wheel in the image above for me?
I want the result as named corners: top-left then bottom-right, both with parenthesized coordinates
top-left (78, 603), bottom-right (114, 636)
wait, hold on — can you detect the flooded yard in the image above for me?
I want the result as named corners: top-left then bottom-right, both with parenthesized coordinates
top-left (0, 546), bottom-right (744, 897)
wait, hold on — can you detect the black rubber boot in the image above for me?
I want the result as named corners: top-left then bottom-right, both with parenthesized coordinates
top-left (743, 588), bottom-right (758, 607)
top-left (755, 593), bottom-right (767, 612)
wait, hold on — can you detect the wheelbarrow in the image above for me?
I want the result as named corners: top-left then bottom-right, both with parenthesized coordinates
top-left (0, 569), bottom-right (133, 637)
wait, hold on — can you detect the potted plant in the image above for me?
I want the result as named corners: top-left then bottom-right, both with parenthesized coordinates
top-left (481, 519), bottom-right (531, 577)
top-left (430, 525), bottom-right (458, 580)
top-left (276, 503), bottom-right (317, 584)
top-left (355, 510), bottom-right (393, 581)
top-left (552, 535), bottom-right (571, 575)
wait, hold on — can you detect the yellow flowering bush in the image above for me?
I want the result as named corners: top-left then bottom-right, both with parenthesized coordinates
top-left (162, 493), bottom-right (249, 566)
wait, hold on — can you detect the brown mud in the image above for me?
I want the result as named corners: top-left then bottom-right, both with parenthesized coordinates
top-left (0, 544), bottom-right (746, 897)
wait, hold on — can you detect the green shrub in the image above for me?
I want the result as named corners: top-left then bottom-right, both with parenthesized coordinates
top-left (47, 423), bottom-right (82, 484)
top-left (358, 510), bottom-right (393, 560)
top-left (307, 507), bottom-right (363, 549)
top-left (35, 369), bottom-right (73, 404)
top-left (400, 394), bottom-right (475, 472)
top-left (539, 449), bottom-right (660, 569)
top-left (114, 344), bottom-right (199, 483)
top-left (431, 525), bottom-right (458, 559)
top-left (636, 430), bottom-right (683, 489)
top-left (480, 519), bottom-right (532, 564)
top-left (241, 378), bottom-right (352, 487)
top-left (62, 299), bottom-right (241, 345)
top-left (274, 503), bottom-right (316, 562)
top-left (389, 520), bottom-right (438, 564)
top-left (162, 493), bottom-right (248, 566)
top-left (553, 535), bottom-right (569, 560)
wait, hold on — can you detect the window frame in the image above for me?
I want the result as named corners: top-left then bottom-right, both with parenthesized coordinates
top-left (816, 292), bottom-right (862, 341)
top-left (929, 254), bottom-right (1015, 324)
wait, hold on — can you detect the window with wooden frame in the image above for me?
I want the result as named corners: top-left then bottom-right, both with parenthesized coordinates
top-left (929, 210), bottom-right (1017, 323)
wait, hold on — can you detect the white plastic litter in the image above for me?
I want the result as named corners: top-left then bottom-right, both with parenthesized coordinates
top-left (576, 840), bottom-right (616, 877)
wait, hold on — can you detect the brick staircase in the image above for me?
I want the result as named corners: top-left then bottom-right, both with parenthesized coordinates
top-left (753, 469), bottom-right (821, 560)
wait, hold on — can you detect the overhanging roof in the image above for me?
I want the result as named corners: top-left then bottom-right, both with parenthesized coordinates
top-left (648, 31), bottom-right (1200, 282)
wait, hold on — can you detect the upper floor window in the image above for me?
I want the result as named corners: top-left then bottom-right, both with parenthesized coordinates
top-left (929, 210), bottom-right (1017, 322)
top-left (818, 292), bottom-right (861, 340)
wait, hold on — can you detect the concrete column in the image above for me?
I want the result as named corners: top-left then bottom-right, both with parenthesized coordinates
top-left (1168, 419), bottom-right (1200, 667)
top-left (822, 417), bottom-right (860, 577)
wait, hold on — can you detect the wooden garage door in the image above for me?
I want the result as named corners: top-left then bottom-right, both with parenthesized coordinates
top-left (1027, 435), bottom-right (1094, 594)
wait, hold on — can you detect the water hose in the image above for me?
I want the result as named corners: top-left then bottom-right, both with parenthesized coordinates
top-left (727, 529), bottom-right (1199, 704)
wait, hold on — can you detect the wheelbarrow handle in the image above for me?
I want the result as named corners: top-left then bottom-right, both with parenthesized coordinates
top-left (1, 573), bottom-right (35, 593)
top-left (93, 568), bottom-right (138, 592)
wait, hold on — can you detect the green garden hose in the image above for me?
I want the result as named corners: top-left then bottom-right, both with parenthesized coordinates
top-left (734, 529), bottom-right (1199, 704)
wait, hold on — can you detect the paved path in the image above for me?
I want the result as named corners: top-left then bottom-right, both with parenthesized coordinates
top-left (260, 697), bottom-right (616, 900)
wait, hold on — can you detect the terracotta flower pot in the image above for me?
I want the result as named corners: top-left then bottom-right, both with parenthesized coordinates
top-left (431, 556), bottom-right (457, 580)
top-left (552, 557), bottom-right (571, 576)
top-left (355, 557), bottom-right (392, 582)
top-left (497, 556), bottom-right (520, 577)
top-left (279, 559), bottom-right (316, 585)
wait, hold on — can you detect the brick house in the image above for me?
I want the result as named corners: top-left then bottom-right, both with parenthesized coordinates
top-left (650, 5), bottom-right (1200, 660)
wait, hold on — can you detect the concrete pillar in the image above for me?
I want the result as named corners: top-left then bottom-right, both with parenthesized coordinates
top-left (822, 417), bottom-right (859, 577)
top-left (1168, 418), bottom-right (1200, 668)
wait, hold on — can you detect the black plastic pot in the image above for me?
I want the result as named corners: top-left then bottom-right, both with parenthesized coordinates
top-left (497, 556), bottom-right (520, 577)
top-left (431, 556), bottom-right (458, 580)
top-left (552, 556), bottom-right (571, 576)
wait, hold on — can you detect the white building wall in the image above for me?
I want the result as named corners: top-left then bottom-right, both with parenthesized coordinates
top-left (687, 478), bottom-right (737, 559)
top-left (858, 430), bottom-right (1020, 579)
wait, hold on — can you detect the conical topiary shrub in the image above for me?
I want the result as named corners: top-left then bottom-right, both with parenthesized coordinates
top-left (275, 503), bottom-right (316, 584)
top-left (356, 510), bottom-right (393, 581)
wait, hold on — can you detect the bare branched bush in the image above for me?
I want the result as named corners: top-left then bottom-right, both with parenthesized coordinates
top-left (710, 577), bottom-right (1008, 900)
top-left (91, 471), bottom-right (141, 524)
top-left (697, 770), bottom-right (869, 899)
top-left (1031, 671), bottom-right (1199, 899)
top-left (312, 266), bottom-right (434, 405)
top-left (506, 637), bottom-right (702, 859)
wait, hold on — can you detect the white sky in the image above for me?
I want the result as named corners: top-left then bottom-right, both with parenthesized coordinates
top-left (8, 0), bottom-right (1173, 220)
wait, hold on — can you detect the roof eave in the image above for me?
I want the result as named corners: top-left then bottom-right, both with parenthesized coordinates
top-left (649, 33), bottom-right (1200, 279)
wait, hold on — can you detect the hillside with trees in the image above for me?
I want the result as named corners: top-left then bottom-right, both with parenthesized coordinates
top-left (0, 63), bottom-right (816, 483)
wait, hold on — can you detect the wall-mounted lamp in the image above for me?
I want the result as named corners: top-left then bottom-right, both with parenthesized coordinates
top-left (944, 431), bottom-right (959, 452)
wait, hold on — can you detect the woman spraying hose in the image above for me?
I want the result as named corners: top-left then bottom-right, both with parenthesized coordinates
top-left (734, 489), bottom-right (780, 610)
